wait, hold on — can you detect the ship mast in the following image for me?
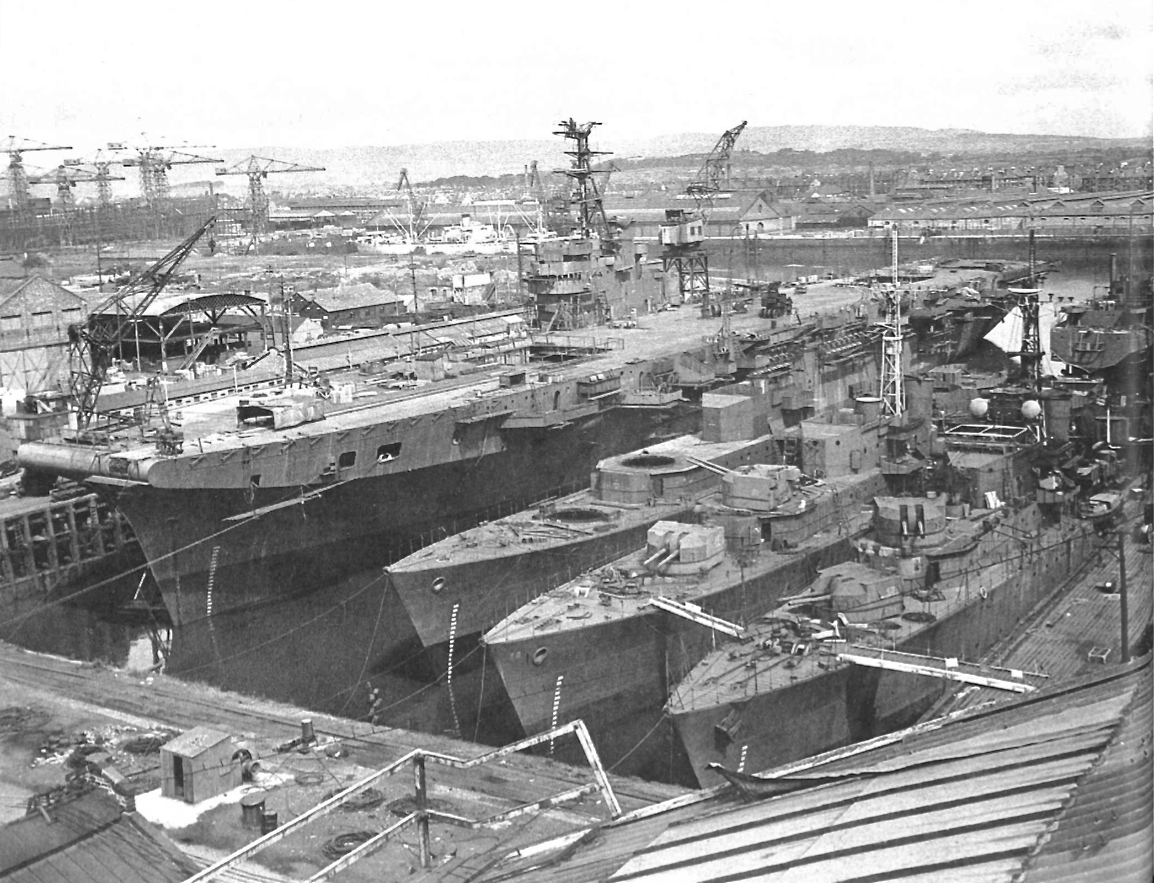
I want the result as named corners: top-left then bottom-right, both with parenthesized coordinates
top-left (553, 119), bottom-right (613, 245)
top-left (881, 225), bottom-right (905, 417)
top-left (1015, 230), bottom-right (1046, 440)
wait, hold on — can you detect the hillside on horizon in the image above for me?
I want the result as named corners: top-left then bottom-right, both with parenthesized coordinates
top-left (169, 124), bottom-right (1150, 199)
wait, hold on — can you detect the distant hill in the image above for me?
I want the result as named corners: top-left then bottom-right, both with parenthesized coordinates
top-left (637, 125), bottom-right (1147, 157)
top-left (192, 126), bottom-right (1148, 196)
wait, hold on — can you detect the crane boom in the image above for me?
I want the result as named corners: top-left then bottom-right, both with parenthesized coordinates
top-left (4, 136), bottom-right (72, 210)
top-left (215, 155), bottom-right (325, 247)
top-left (660, 121), bottom-right (747, 315)
top-left (69, 218), bottom-right (215, 432)
top-left (686, 120), bottom-right (747, 203)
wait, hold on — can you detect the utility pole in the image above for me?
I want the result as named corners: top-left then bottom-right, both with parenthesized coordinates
top-left (515, 231), bottom-right (524, 302)
top-left (1118, 528), bottom-right (1129, 663)
top-left (282, 283), bottom-right (295, 388)
top-left (409, 252), bottom-right (419, 316)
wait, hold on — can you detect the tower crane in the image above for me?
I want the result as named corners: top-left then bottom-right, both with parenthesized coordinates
top-left (63, 150), bottom-right (125, 207)
top-left (67, 217), bottom-right (215, 436)
top-left (118, 144), bottom-right (221, 205)
top-left (28, 162), bottom-right (125, 209)
top-left (660, 121), bottom-right (746, 316)
top-left (3, 136), bottom-right (73, 210)
top-left (215, 155), bottom-right (325, 248)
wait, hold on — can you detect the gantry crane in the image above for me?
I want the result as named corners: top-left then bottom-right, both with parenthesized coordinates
top-left (63, 150), bottom-right (125, 207)
top-left (68, 217), bottom-right (215, 435)
top-left (215, 155), bottom-right (325, 248)
top-left (117, 143), bottom-right (221, 205)
top-left (3, 136), bottom-right (73, 210)
top-left (660, 121), bottom-right (746, 315)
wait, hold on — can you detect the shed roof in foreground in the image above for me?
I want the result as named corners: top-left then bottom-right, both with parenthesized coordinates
top-left (460, 657), bottom-right (1151, 883)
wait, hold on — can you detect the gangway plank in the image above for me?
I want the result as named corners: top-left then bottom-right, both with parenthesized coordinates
top-left (837, 645), bottom-right (1048, 693)
top-left (649, 595), bottom-right (745, 637)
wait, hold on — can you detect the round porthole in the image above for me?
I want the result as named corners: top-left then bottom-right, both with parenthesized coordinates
top-left (531, 647), bottom-right (549, 666)
top-left (431, 577), bottom-right (446, 594)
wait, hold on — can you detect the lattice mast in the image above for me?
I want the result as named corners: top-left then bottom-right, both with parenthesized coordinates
top-left (880, 225), bottom-right (906, 417)
top-left (553, 119), bottom-right (614, 245)
top-left (3, 136), bottom-right (72, 210)
top-left (1014, 230), bottom-right (1046, 439)
top-left (215, 155), bottom-right (325, 246)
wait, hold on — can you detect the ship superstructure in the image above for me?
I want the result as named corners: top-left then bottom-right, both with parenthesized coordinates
top-left (387, 392), bottom-right (781, 650)
top-left (668, 454), bottom-right (1097, 787)
top-left (481, 403), bottom-right (898, 772)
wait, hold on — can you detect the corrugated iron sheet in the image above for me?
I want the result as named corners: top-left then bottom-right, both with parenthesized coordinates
top-left (469, 659), bottom-right (1150, 883)
top-left (1, 792), bottom-right (193, 882)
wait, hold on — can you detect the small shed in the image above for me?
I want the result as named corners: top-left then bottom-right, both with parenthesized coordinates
top-left (160, 727), bottom-right (240, 804)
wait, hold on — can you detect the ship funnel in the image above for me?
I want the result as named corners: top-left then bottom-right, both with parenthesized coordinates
top-left (854, 396), bottom-right (882, 423)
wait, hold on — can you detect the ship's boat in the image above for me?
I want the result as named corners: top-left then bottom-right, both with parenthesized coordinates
top-left (386, 395), bottom-right (781, 649)
top-left (668, 458), bottom-right (1096, 788)
top-left (1079, 491), bottom-right (1124, 523)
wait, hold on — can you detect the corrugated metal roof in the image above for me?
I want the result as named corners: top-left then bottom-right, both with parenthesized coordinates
top-left (469, 659), bottom-right (1151, 883)
top-left (1, 791), bottom-right (193, 882)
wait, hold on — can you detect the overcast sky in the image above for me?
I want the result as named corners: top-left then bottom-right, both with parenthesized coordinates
top-left (2, 0), bottom-right (1151, 156)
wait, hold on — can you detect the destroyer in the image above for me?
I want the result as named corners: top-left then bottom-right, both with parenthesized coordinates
top-left (669, 454), bottom-right (1096, 787)
top-left (386, 396), bottom-right (780, 649)
top-left (481, 401), bottom-right (901, 772)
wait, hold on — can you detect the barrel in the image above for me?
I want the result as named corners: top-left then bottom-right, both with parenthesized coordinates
top-left (260, 810), bottom-right (279, 834)
top-left (240, 791), bottom-right (266, 828)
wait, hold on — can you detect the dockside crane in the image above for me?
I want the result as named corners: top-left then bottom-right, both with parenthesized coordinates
top-left (3, 136), bottom-right (73, 210)
top-left (215, 155), bottom-right (326, 248)
top-left (68, 218), bottom-right (215, 438)
top-left (518, 160), bottom-right (566, 237)
top-left (118, 143), bottom-right (222, 205)
top-left (63, 150), bottom-right (125, 207)
top-left (660, 121), bottom-right (746, 315)
top-left (28, 162), bottom-right (125, 209)
top-left (392, 168), bottom-right (428, 242)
